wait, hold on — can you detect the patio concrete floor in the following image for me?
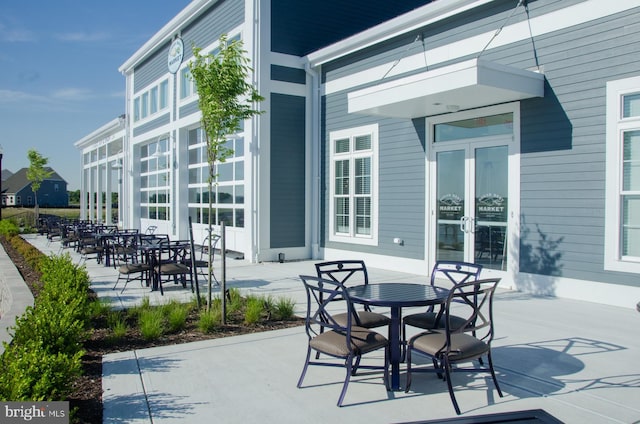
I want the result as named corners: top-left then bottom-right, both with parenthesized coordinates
top-left (15, 234), bottom-right (640, 423)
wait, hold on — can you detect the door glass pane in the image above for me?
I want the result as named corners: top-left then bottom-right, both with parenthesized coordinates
top-left (475, 145), bottom-right (508, 270)
top-left (435, 113), bottom-right (513, 142)
top-left (436, 150), bottom-right (465, 262)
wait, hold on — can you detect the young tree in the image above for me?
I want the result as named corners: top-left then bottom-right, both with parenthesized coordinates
top-left (189, 34), bottom-right (263, 319)
top-left (26, 149), bottom-right (53, 222)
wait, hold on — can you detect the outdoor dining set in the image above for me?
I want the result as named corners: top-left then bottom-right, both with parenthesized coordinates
top-left (39, 217), bottom-right (217, 296)
top-left (296, 259), bottom-right (503, 415)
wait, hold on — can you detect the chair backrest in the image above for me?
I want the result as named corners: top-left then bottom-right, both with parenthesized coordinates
top-left (444, 278), bottom-right (500, 346)
top-left (314, 260), bottom-right (369, 287)
top-left (299, 275), bottom-right (355, 346)
top-left (199, 234), bottom-right (221, 261)
top-left (430, 261), bottom-right (483, 288)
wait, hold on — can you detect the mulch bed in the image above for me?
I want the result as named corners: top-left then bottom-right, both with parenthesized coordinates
top-left (0, 235), bottom-right (302, 423)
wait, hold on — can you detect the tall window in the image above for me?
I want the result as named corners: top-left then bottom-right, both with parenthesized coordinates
top-left (150, 86), bottom-right (158, 114)
top-left (329, 124), bottom-right (378, 245)
top-left (140, 138), bottom-right (171, 221)
top-left (606, 76), bottom-right (640, 272)
top-left (180, 68), bottom-right (192, 99)
top-left (187, 127), bottom-right (245, 228)
top-left (159, 80), bottom-right (169, 109)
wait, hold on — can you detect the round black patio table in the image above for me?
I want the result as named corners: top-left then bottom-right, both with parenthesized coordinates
top-left (347, 283), bottom-right (449, 391)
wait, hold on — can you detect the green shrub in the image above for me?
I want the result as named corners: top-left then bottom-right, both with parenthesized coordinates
top-left (273, 297), bottom-right (296, 320)
top-left (89, 297), bottom-right (112, 319)
top-left (0, 220), bottom-right (19, 237)
top-left (138, 309), bottom-right (164, 340)
top-left (108, 313), bottom-right (128, 343)
top-left (244, 296), bottom-right (265, 325)
top-left (165, 302), bottom-right (189, 333)
top-left (198, 308), bottom-right (220, 333)
top-left (226, 288), bottom-right (243, 314)
top-left (0, 340), bottom-right (83, 401)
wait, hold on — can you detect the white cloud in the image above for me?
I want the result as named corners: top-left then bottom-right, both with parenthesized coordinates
top-left (0, 22), bottom-right (36, 42)
top-left (51, 88), bottom-right (94, 101)
top-left (0, 89), bottom-right (48, 103)
top-left (55, 31), bottom-right (110, 42)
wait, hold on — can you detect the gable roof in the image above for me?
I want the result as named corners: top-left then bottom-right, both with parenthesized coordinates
top-left (2, 167), bottom-right (67, 194)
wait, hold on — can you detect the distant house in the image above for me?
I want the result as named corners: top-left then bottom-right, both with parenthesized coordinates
top-left (2, 167), bottom-right (68, 207)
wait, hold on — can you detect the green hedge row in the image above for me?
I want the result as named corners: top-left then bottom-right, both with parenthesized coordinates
top-left (0, 238), bottom-right (91, 401)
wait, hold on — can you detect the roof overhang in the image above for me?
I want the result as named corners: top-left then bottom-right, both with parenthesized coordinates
top-left (348, 58), bottom-right (544, 118)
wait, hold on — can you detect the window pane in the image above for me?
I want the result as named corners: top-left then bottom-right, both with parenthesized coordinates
top-left (180, 68), bottom-right (190, 99)
top-left (189, 187), bottom-right (200, 203)
top-left (150, 87), bottom-right (158, 114)
top-left (188, 128), bottom-right (202, 146)
top-left (623, 130), bottom-right (640, 191)
top-left (435, 113), bottom-right (513, 142)
top-left (623, 93), bottom-right (640, 118)
top-left (218, 186), bottom-right (233, 203)
top-left (219, 208), bottom-right (233, 226)
top-left (235, 138), bottom-right (244, 156)
top-left (235, 185), bottom-right (244, 203)
top-left (160, 80), bottom-right (168, 109)
top-left (335, 198), bottom-right (349, 233)
top-left (355, 158), bottom-right (371, 195)
top-left (218, 163), bottom-right (233, 182)
top-left (141, 92), bottom-right (148, 118)
top-left (623, 195), bottom-right (640, 256)
top-left (235, 161), bottom-right (244, 180)
top-left (134, 97), bottom-right (140, 121)
top-left (335, 160), bottom-right (349, 195)
top-left (355, 134), bottom-right (371, 151)
top-left (335, 138), bottom-right (350, 154)
top-left (355, 197), bottom-right (371, 235)
top-left (235, 208), bottom-right (244, 228)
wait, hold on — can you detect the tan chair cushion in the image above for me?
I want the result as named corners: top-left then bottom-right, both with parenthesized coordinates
top-left (310, 326), bottom-right (388, 357)
top-left (118, 263), bottom-right (151, 274)
top-left (411, 332), bottom-right (489, 361)
top-left (157, 263), bottom-right (190, 275)
top-left (333, 311), bottom-right (390, 329)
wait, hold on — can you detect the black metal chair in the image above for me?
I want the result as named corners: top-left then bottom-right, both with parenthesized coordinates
top-left (402, 261), bottom-right (483, 357)
top-left (155, 240), bottom-right (193, 295)
top-left (297, 275), bottom-right (390, 407)
top-left (191, 233), bottom-right (221, 286)
top-left (315, 260), bottom-right (391, 331)
top-left (404, 278), bottom-right (503, 415)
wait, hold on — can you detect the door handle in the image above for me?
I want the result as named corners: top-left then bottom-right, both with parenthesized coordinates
top-left (460, 216), bottom-right (467, 232)
top-left (459, 216), bottom-right (476, 233)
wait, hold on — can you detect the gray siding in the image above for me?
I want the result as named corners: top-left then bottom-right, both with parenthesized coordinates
top-left (179, 100), bottom-right (200, 119)
top-left (133, 113), bottom-right (171, 137)
top-left (270, 94), bottom-right (306, 248)
top-left (133, 0), bottom-right (243, 94)
top-left (321, 1), bottom-right (640, 288)
top-left (322, 92), bottom-right (426, 260)
top-left (517, 6), bottom-right (640, 288)
top-left (180, 0), bottom-right (244, 61)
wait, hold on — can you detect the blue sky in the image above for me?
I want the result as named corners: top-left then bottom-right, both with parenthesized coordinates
top-left (0, 1), bottom-right (191, 190)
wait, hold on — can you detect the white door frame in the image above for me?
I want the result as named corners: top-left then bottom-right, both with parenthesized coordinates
top-left (425, 103), bottom-right (520, 285)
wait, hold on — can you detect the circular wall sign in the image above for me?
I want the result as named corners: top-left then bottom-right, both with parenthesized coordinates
top-left (167, 38), bottom-right (184, 74)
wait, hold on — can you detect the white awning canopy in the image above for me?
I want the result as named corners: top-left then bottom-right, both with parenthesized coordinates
top-left (347, 59), bottom-right (545, 118)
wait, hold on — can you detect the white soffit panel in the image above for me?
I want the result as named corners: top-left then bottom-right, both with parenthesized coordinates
top-left (347, 59), bottom-right (544, 118)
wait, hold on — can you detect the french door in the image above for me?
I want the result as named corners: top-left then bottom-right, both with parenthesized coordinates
top-left (431, 137), bottom-right (510, 271)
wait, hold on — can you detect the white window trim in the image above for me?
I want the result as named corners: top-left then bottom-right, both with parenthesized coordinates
top-left (605, 75), bottom-right (640, 272)
top-left (329, 123), bottom-right (379, 246)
